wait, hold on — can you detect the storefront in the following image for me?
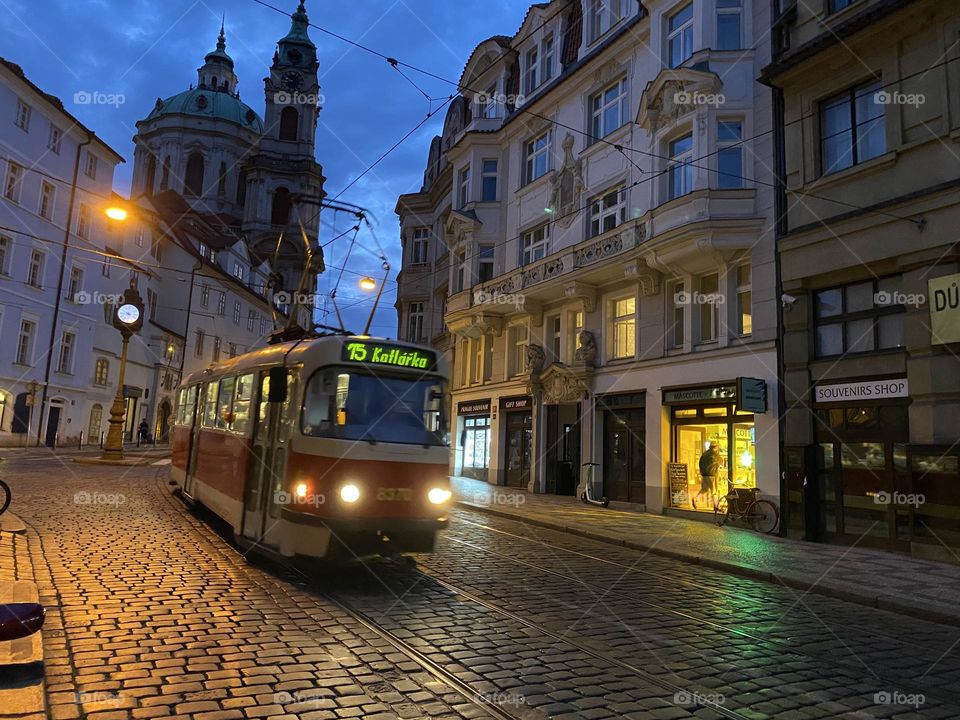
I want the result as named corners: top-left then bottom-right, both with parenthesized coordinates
top-left (663, 378), bottom-right (766, 513)
top-left (457, 399), bottom-right (491, 482)
top-left (599, 392), bottom-right (646, 504)
top-left (501, 395), bottom-right (532, 488)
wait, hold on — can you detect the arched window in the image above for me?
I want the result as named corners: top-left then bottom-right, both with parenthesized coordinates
top-left (94, 358), bottom-right (109, 386)
top-left (144, 154), bottom-right (157, 196)
top-left (271, 187), bottom-right (291, 226)
top-left (210, 77), bottom-right (218, 90)
top-left (160, 156), bottom-right (171, 191)
top-left (184, 153), bottom-right (205, 196)
top-left (218, 162), bottom-right (227, 196)
top-left (279, 106), bottom-right (299, 141)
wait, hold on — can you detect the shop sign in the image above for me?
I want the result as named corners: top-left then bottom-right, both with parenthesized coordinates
top-left (663, 384), bottom-right (736, 405)
top-left (598, 392), bottom-right (646, 409)
top-left (667, 463), bottom-right (689, 507)
top-left (737, 378), bottom-right (767, 413)
top-left (501, 395), bottom-right (532, 411)
top-left (458, 399), bottom-right (491, 415)
top-left (814, 378), bottom-right (909, 403)
top-left (929, 273), bottom-right (960, 345)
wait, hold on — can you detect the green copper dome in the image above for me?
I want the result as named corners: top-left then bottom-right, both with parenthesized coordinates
top-left (145, 89), bottom-right (264, 134)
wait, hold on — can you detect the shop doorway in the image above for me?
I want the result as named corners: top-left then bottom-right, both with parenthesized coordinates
top-left (504, 411), bottom-right (532, 488)
top-left (44, 405), bottom-right (62, 447)
top-left (460, 415), bottom-right (491, 481)
top-left (603, 407), bottom-right (645, 503)
top-left (545, 404), bottom-right (580, 495)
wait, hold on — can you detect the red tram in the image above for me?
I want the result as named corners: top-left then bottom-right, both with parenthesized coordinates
top-left (170, 335), bottom-right (451, 559)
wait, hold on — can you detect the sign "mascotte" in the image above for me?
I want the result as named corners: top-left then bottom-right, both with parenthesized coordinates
top-left (342, 341), bottom-right (436, 370)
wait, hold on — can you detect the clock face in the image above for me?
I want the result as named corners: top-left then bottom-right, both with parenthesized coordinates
top-left (117, 304), bottom-right (140, 325)
top-left (281, 71), bottom-right (303, 92)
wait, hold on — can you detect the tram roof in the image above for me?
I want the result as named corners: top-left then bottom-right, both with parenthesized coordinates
top-left (179, 334), bottom-right (444, 388)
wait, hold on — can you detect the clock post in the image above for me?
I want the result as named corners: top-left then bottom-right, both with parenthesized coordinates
top-left (101, 281), bottom-right (145, 461)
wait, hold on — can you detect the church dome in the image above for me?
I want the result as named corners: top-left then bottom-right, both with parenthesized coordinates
top-left (145, 88), bottom-right (264, 134)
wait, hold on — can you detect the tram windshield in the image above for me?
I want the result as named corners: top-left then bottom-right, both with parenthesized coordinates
top-left (301, 367), bottom-right (448, 446)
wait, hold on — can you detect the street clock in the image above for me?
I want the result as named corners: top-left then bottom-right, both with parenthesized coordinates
top-left (112, 283), bottom-right (145, 335)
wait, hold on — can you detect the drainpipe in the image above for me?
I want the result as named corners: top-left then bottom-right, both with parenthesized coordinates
top-left (772, 83), bottom-right (789, 538)
top-left (37, 132), bottom-right (92, 446)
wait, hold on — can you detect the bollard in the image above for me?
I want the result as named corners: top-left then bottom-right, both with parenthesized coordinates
top-left (78, 431), bottom-right (83, 450)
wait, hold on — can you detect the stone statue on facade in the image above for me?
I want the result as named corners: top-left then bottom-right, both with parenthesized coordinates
top-left (525, 344), bottom-right (545, 373)
top-left (549, 134), bottom-right (585, 229)
top-left (574, 331), bottom-right (597, 367)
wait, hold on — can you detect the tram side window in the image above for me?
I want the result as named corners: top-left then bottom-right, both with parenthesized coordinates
top-left (176, 386), bottom-right (197, 425)
top-left (202, 382), bottom-right (219, 428)
top-left (231, 373), bottom-right (254, 434)
top-left (218, 377), bottom-right (236, 429)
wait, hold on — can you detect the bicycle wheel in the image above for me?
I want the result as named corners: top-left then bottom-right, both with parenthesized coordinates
top-left (749, 499), bottom-right (779, 534)
top-left (0, 479), bottom-right (10, 517)
top-left (714, 495), bottom-right (729, 526)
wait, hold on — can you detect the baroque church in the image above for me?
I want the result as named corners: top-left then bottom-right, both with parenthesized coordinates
top-left (130, 0), bottom-right (326, 300)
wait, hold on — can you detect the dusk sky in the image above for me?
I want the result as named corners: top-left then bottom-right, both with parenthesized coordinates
top-left (0, 0), bottom-right (530, 336)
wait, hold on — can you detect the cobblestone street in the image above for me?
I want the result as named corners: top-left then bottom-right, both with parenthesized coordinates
top-left (3, 454), bottom-right (960, 719)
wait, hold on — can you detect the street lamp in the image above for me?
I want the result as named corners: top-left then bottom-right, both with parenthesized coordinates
top-left (358, 276), bottom-right (377, 291)
top-left (101, 281), bottom-right (145, 461)
top-left (361, 259), bottom-right (391, 337)
top-left (104, 205), bottom-right (129, 222)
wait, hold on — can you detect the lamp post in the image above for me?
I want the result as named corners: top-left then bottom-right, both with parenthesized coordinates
top-left (101, 281), bottom-right (145, 461)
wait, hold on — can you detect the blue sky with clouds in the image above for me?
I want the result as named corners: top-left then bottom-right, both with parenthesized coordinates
top-left (0, 0), bottom-right (530, 336)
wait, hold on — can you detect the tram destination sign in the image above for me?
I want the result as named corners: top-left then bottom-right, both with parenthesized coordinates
top-left (342, 341), bottom-right (437, 370)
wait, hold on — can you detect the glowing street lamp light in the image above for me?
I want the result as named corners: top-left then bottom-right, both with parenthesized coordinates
top-left (104, 205), bottom-right (129, 222)
top-left (358, 276), bottom-right (377, 291)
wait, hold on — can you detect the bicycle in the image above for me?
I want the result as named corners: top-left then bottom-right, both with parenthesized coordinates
top-left (714, 486), bottom-right (779, 534)
top-left (0, 478), bottom-right (10, 517)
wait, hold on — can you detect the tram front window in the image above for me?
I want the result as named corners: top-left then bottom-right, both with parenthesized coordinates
top-left (301, 368), bottom-right (448, 446)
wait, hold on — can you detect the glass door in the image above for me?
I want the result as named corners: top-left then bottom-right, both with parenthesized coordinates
top-left (603, 408), bottom-right (645, 503)
top-left (504, 412), bottom-right (532, 488)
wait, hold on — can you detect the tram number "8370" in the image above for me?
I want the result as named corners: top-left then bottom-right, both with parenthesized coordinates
top-left (376, 487), bottom-right (413, 501)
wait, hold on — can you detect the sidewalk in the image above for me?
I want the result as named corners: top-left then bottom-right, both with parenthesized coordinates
top-left (452, 476), bottom-right (960, 627)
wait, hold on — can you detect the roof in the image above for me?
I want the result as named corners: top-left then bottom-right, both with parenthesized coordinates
top-left (150, 190), bottom-right (241, 251)
top-left (0, 56), bottom-right (125, 163)
top-left (144, 88), bottom-right (264, 134)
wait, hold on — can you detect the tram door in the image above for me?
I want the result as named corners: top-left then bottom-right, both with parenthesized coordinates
top-left (183, 385), bottom-right (204, 499)
top-left (242, 369), bottom-right (291, 544)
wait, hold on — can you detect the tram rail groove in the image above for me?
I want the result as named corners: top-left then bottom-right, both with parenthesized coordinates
top-left (453, 501), bottom-right (960, 628)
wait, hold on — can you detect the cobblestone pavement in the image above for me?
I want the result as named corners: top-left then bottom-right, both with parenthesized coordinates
top-left (3, 454), bottom-right (960, 719)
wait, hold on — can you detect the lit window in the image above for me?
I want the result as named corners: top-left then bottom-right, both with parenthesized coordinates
top-left (667, 4), bottom-right (694, 68)
top-left (591, 78), bottom-right (628, 140)
top-left (589, 187), bottom-right (626, 238)
top-left (821, 79), bottom-right (885, 174)
top-left (570, 310), bottom-right (583, 358)
top-left (717, 121), bottom-right (743, 189)
top-left (524, 130), bottom-right (551, 184)
top-left (94, 359), bottom-right (109, 385)
top-left (736, 265), bottom-right (752, 335)
top-left (232, 261), bottom-right (245, 281)
top-left (612, 297), bottom-right (636, 359)
top-left (520, 224), bottom-right (550, 265)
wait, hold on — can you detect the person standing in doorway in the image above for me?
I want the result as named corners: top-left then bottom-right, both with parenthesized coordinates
top-left (138, 419), bottom-right (150, 444)
top-left (693, 441), bottom-right (721, 510)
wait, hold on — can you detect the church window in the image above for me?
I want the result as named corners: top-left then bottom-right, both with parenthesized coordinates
top-left (218, 162), bottom-right (227, 195)
top-left (145, 155), bottom-right (157, 195)
top-left (160, 156), bottom-right (171, 191)
top-left (236, 170), bottom-right (247, 208)
top-left (279, 107), bottom-right (299, 141)
top-left (185, 153), bottom-right (205, 196)
top-left (271, 188), bottom-right (291, 226)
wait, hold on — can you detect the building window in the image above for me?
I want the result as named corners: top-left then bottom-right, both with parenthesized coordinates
top-left (194, 329), bottom-right (205, 358)
top-left (481, 159), bottom-right (498, 202)
top-left (829, 0), bottom-right (855, 13)
top-left (524, 130), bottom-right (551, 184)
top-left (4, 162), bottom-right (23, 203)
top-left (48, 125), bottom-right (62, 154)
top-left (717, 121), bottom-right (743, 188)
top-left (84, 153), bottom-right (98, 180)
top-left (77, 204), bottom-right (91, 240)
top-left (233, 301), bottom-right (242, 325)
top-left (232, 261), bottom-right (244, 281)
top-left (520, 224), bottom-right (550, 265)
top-left (135, 226), bottom-right (145, 248)
top-left (591, 78), bottom-right (628, 141)
top-left (39, 182), bottom-right (56, 220)
top-left (821, 79), bottom-right (885, 174)
top-left (212, 336), bottom-right (222, 362)
top-left (570, 310), bottom-right (584, 358)
top-left (589, 0), bottom-right (624, 42)
top-left (407, 302), bottom-right (424, 341)
top-left (667, 4), bottom-right (694, 68)
top-left (478, 245), bottom-right (494, 283)
top-left (147, 288), bottom-right (157, 320)
top-left (101, 257), bottom-right (110, 278)
top-left (260, 318), bottom-right (268, 336)
top-left (550, 315), bottom-right (562, 361)
top-left (482, 83), bottom-right (499, 118)
top-left (458, 165), bottom-right (471, 208)
top-left (200, 284), bottom-right (210, 307)
top-left (16, 320), bottom-right (35, 365)
top-left (247, 309), bottom-right (257, 331)
top-left (14, 100), bottom-right (31, 131)
top-left (228, 342), bottom-right (237, 359)
top-left (68, 266), bottom-right (83, 301)
top-left (736, 264), bottom-right (752, 335)
top-left (0, 236), bottom-right (10, 275)
top-left (668, 134), bottom-right (694, 200)
top-left (271, 187), bottom-right (291, 225)
top-left (670, 280), bottom-right (685, 348)
top-left (524, 45), bottom-right (539, 96)
top-left (27, 250), bottom-right (44, 288)
top-left (94, 358), bottom-right (109, 386)
top-left (455, 249), bottom-right (467, 292)
top-left (412, 228), bottom-right (429, 265)
top-left (473, 336), bottom-right (484, 384)
top-left (589, 186), bottom-right (626, 238)
top-left (279, 106), bottom-right (299, 141)
top-left (716, 0), bottom-right (742, 50)
top-left (815, 277), bottom-right (905, 357)
top-left (612, 297), bottom-right (636, 359)
top-left (698, 274), bottom-right (720, 343)
top-left (510, 324), bottom-right (529, 376)
top-left (57, 332), bottom-right (75, 374)
top-left (217, 291), bottom-right (226, 316)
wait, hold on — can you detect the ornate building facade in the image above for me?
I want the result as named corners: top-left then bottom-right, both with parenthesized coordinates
top-left (397, 0), bottom-right (780, 518)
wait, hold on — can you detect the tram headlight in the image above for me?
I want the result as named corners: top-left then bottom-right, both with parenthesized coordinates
top-left (294, 482), bottom-right (309, 499)
top-left (428, 487), bottom-right (452, 505)
top-left (340, 484), bottom-right (361, 503)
